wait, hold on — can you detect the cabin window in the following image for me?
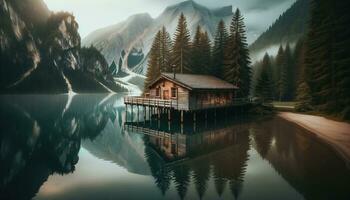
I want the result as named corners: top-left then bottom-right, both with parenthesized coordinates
top-left (156, 87), bottom-right (160, 97)
top-left (171, 87), bottom-right (177, 98)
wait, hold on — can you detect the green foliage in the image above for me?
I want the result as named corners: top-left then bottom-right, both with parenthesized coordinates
top-left (144, 31), bottom-right (162, 91)
top-left (250, 0), bottom-right (310, 54)
top-left (172, 13), bottom-right (191, 74)
top-left (296, 81), bottom-right (313, 112)
top-left (212, 20), bottom-right (228, 79)
top-left (190, 25), bottom-right (203, 74)
top-left (223, 9), bottom-right (252, 97)
top-left (283, 44), bottom-right (296, 101)
top-left (273, 45), bottom-right (287, 101)
top-left (144, 27), bottom-right (173, 91)
top-left (159, 26), bottom-right (173, 73)
top-left (190, 26), bottom-right (212, 74)
top-left (255, 54), bottom-right (274, 102)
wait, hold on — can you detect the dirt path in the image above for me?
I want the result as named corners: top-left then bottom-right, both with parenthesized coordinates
top-left (279, 112), bottom-right (350, 166)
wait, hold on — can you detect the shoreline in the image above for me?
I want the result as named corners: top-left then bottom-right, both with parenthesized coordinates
top-left (279, 112), bottom-right (350, 167)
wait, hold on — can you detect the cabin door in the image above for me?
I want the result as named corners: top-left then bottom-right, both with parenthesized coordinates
top-left (163, 90), bottom-right (170, 100)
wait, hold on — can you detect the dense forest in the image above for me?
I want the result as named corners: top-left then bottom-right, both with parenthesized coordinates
top-left (144, 10), bottom-right (252, 97)
top-left (249, 0), bottom-right (310, 56)
top-left (253, 0), bottom-right (350, 120)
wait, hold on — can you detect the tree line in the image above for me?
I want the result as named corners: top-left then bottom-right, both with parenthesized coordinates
top-left (145, 10), bottom-right (252, 97)
top-left (253, 0), bottom-right (350, 119)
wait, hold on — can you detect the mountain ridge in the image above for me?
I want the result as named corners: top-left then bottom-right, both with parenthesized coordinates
top-left (249, 0), bottom-right (310, 61)
top-left (82, 0), bottom-right (233, 75)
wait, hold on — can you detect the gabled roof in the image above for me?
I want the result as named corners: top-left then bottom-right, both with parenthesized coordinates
top-left (149, 73), bottom-right (238, 90)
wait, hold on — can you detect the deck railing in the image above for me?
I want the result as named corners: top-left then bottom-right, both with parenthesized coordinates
top-left (124, 96), bottom-right (178, 108)
top-left (124, 96), bottom-right (256, 110)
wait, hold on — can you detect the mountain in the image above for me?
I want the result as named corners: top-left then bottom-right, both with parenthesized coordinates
top-left (0, 0), bottom-right (126, 93)
top-left (83, 0), bottom-right (233, 75)
top-left (249, 0), bottom-right (310, 61)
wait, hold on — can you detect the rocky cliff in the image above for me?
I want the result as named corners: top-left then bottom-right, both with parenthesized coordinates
top-left (0, 0), bottom-right (126, 93)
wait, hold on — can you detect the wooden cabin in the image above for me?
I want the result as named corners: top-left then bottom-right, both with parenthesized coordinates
top-left (128, 73), bottom-right (239, 111)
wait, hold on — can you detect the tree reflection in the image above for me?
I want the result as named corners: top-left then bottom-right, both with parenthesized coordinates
top-left (0, 94), bottom-right (115, 199)
top-left (129, 114), bottom-right (251, 199)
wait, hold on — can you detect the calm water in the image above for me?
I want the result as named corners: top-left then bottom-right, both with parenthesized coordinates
top-left (0, 94), bottom-right (349, 200)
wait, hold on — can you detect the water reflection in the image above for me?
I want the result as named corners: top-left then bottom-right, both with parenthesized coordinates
top-left (0, 94), bottom-right (119, 199)
top-left (125, 113), bottom-right (350, 200)
top-left (0, 95), bottom-right (349, 200)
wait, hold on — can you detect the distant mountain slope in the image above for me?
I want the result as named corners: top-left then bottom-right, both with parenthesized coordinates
top-left (83, 13), bottom-right (154, 68)
top-left (249, 0), bottom-right (310, 60)
top-left (83, 0), bottom-right (233, 75)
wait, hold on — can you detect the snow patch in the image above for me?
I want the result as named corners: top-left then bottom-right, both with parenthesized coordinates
top-left (61, 71), bottom-right (75, 94)
top-left (95, 78), bottom-right (115, 93)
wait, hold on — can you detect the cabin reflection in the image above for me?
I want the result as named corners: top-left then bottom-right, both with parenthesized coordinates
top-left (125, 115), bottom-right (251, 199)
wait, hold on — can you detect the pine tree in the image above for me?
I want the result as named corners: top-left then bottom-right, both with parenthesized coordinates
top-left (199, 31), bottom-right (212, 74)
top-left (212, 20), bottom-right (228, 79)
top-left (273, 45), bottom-right (287, 101)
top-left (304, 0), bottom-right (335, 112)
top-left (159, 26), bottom-right (172, 73)
top-left (333, 0), bottom-right (350, 119)
top-left (283, 43), bottom-right (295, 101)
top-left (255, 53), bottom-right (274, 102)
top-left (234, 9), bottom-right (252, 97)
top-left (144, 31), bottom-right (162, 91)
top-left (223, 9), bottom-right (251, 97)
top-left (172, 13), bottom-right (191, 74)
top-left (190, 25), bottom-right (203, 74)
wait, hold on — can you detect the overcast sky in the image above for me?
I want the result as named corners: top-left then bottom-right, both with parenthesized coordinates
top-left (43, 0), bottom-right (296, 40)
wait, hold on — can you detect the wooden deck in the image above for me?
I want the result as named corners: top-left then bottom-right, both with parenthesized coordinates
top-left (124, 96), bottom-right (251, 111)
top-left (124, 96), bottom-right (179, 109)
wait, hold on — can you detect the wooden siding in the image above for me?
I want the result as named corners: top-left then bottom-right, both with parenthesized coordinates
top-left (126, 78), bottom-right (244, 111)
top-left (149, 79), bottom-right (190, 110)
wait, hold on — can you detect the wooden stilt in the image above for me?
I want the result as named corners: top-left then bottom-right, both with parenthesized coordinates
top-left (181, 110), bottom-right (184, 124)
top-left (131, 105), bottom-right (133, 121)
top-left (168, 109), bottom-right (171, 121)
top-left (125, 104), bottom-right (128, 121)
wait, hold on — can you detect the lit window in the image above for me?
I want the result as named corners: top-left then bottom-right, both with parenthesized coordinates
top-left (171, 87), bottom-right (177, 98)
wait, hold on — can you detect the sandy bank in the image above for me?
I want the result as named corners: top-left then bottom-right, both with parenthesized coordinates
top-left (279, 112), bottom-right (350, 166)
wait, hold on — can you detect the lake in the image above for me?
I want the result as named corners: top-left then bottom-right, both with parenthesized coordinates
top-left (0, 94), bottom-right (349, 200)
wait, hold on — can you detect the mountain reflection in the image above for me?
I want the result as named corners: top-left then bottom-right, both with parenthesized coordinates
top-left (0, 94), bottom-right (118, 199)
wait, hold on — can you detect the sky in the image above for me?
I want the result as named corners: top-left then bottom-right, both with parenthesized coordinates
top-left (43, 0), bottom-right (296, 41)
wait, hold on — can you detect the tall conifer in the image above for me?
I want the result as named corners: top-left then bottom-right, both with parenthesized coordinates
top-left (200, 31), bottom-right (212, 74)
top-left (212, 20), bottom-right (228, 79)
top-left (159, 26), bottom-right (172, 73)
top-left (172, 13), bottom-right (191, 74)
top-left (223, 9), bottom-right (251, 97)
top-left (255, 53), bottom-right (274, 102)
top-left (144, 31), bottom-right (162, 91)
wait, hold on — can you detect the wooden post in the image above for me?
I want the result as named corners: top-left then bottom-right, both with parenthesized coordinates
top-left (131, 105), bottom-right (133, 122)
top-left (214, 108), bottom-right (217, 125)
top-left (157, 108), bottom-right (161, 120)
top-left (137, 105), bottom-right (140, 123)
top-left (168, 109), bottom-right (171, 121)
top-left (180, 110), bottom-right (184, 124)
top-left (205, 110), bottom-right (208, 128)
top-left (125, 104), bottom-right (128, 122)
top-left (143, 106), bottom-right (146, 125)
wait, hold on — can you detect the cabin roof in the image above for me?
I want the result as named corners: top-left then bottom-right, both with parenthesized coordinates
top-left (150, 73), bottom-right (238, 90)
